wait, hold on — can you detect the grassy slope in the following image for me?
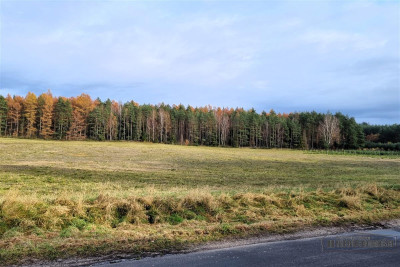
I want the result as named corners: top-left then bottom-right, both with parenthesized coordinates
top-left (0, 138), bottom-right (399, 264)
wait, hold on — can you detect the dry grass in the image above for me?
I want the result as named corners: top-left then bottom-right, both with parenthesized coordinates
top-left (0, 138), bottom-right (400, 264)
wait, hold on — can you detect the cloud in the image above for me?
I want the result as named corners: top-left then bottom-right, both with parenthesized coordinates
top-left (2, 9), bottom-right (258, 87)
top-left (0, 0), bottom-right (398, 123)
top-left (252, 80), bottom-right (269, 90)
top-left (300, 30), bottom-right (387, 52)
top-left (347, 57), bottom-right (400, 75)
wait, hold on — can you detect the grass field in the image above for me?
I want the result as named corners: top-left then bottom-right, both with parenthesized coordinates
top-left (1, 138), bottom-right (400, 264)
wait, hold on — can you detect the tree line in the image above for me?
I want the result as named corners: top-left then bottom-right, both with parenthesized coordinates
top-left (361, 123), bottom-right (400, 143)
top-left (0, 91), bottom-right (371, 149)
top-left (361, 123), bottom-right (400, 151)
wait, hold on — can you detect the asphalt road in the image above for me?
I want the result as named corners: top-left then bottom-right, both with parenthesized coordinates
top-left (94, 229), bottom-right (400, 267)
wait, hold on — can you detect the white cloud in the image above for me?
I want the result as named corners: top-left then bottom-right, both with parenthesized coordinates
top-left (275, 18), bottom-right (303, 30)
top-left (300, 30), bottom-right (387, 52)
top-left (252, 80), bottom-right (269, 90)
top-left (1, 0), bottom-right (398, 123)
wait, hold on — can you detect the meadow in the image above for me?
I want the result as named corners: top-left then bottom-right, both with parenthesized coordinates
top-left (0, 138), bottom-right (399, 264)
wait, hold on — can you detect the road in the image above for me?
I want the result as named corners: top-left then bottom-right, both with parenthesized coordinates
top-left (94, 229), bottom-right (400, 267)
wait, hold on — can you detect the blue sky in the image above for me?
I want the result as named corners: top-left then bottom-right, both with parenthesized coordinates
top-left (0, 0), bottom-right (399, 124)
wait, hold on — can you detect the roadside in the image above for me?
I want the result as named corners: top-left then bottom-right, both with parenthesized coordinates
top-left (4, 185), bottom-right (400, 266)
top-left (95, 228), bottom-right (400, 267)
top-left (21, 219), bottom-right (400, 267)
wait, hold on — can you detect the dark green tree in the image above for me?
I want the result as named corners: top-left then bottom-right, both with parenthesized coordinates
top-left (0, 95), bottom-right (8, 136)
top-left (53, 97), bottom-right (72, 140)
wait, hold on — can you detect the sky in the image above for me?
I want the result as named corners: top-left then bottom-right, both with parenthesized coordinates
top-left (0, 0), bottom-right (399, 124)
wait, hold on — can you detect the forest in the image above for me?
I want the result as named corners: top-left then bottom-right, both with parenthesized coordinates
top-left (0, 91), bottom-right (398, 150)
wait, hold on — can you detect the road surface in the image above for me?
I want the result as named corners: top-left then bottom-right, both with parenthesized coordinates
top-left (93, 229), bottom-right (400, 267)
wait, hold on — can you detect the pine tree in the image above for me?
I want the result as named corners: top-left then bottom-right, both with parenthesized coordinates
top-left (0, 95), bottom-right (8, 136)
top-left (54, 97), bottom-right (72, 139)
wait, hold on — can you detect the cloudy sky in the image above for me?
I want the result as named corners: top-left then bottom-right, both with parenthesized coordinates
top-left (0, 0), bottom-right (399, 124)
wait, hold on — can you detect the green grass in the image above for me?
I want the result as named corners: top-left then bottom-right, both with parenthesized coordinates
top-left (305, 149), bottom-right (400, 157)
top-left (1, 138), bottom-right (399, 195)
top-left (0, 138), bottom-right (400, 264)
